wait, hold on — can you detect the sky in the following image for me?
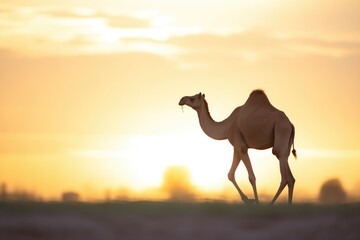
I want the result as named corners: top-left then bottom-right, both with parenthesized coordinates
top-left (0, 0), bottom-right (359, 202)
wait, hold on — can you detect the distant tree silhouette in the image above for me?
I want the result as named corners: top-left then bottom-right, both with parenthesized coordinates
top-left (162, 166), bottom-right (196, 201)
top-left (62, 191), bottom-right (80, 202)
top-left (115, 187), bottom-right (131, 201)
top-left (0, 184), bottom-right (42, 201)
top-left (319, 178), bottom-right (347, 204)
top-left (0, 183), bottom-right (8, 201)
top-left (11, 189), bottom-right (40, 201)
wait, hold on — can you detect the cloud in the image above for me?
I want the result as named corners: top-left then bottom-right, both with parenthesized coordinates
top-left (38, 7), bottom-right (150, 29)
top-left (67, 35), bottom-right (95, 47)
top-left (0, 6), bottom-right (11, 14)
top-left (165, 31), bottom-right (360, 64)
top-left (164, 31), bottom-right (282, 63)
top-left (39, 8), bottom-right (93, 19)
top-left (258, 1), bottom-right (360, 37)
top-left (40, 8), bottom-right (151, 28)
top-left (105, 15), bottom-right (150, 29)
top-left (168, 32), bottom-right (278, 50)
top-left (281, 37), bottom-right (360, 57)
top-left (2, 4), bottom-right (358, 59)
top-left (0, 5), bottom-right (165, 56)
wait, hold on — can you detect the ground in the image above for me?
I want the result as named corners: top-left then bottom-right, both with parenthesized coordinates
top-left (0, 201), bottom-right (359, 240)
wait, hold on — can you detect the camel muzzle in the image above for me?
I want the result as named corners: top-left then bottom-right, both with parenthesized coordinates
top-left (179, 97), bottom-right (188, 106)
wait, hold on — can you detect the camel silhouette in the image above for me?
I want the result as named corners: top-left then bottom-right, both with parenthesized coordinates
top-left (179, 90), bottom-right (296, 205)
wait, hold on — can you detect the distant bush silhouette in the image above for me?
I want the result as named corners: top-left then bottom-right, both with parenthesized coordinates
top-left (114, 187), bottom-right (131, 201)
top-left (0, 183), bottom-right (42, 201)
top-left (162, 166), bottom-right (196, 201)
top-left (319, 178), bottom-right (347, 204)
top-left (11, 189), bottom-right (41, 201)
top-left (0, 183), bottom-right (8, 201)
top-left (62, 191), bottom-right (80, 202)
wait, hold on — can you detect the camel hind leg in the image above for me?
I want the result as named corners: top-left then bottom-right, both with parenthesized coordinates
top-left (287, 163), bottom-right (295, 203)
top-left (270, 157), bottom-right (294, 205)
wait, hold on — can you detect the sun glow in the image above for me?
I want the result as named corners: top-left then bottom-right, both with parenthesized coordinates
top-left (71, 134), bottom-right (233, 191)
top-left (70, 133), bottom-right (294, 195)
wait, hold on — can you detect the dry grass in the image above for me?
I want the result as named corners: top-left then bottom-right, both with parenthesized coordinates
top-left (0, 201), bottom-right (359, 240)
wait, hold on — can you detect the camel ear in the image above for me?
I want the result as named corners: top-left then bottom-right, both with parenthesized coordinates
top-left (202, 94), bottom-right (205, 99)
top-left (198, 92), bottom-right (202, 98)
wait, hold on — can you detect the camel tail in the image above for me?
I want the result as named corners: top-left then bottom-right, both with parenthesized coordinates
top-left (291, 124), bottom-right (297, 159)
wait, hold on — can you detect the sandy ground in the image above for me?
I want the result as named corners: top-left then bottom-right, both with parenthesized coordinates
top-left (0, 202), bottom-right (359, 240)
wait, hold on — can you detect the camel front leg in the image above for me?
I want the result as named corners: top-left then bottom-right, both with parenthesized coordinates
top-left (228, 149), bottom-right (251, 204)
top-left (241, 152), bottom-right (259, 204)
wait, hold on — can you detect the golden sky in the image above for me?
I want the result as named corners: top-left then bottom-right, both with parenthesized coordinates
top-left (0, 0), bottom-right (359, 201)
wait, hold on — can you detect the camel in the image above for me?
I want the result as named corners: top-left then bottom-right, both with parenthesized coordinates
top-left (179, 90), bottom-right (297, 205)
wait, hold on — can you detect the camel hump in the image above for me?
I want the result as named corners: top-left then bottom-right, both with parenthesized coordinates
top-left (244, 89), bottom-right (274, 108)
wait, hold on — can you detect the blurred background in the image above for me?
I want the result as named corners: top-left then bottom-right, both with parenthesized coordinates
top-left (0, 0), bottom-right (359, 203)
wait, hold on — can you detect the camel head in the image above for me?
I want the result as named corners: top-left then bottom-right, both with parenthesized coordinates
top-left (179, 92), bottom-right (205, 110)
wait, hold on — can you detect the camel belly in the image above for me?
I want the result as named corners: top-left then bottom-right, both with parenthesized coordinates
top-left (242, 127), bottom-right (274, 149)
top-left (236, 110), bottom-right (276, 150)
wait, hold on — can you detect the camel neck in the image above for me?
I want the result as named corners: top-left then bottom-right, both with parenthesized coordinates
top-left (196, 100), bottom-right (229, 140)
